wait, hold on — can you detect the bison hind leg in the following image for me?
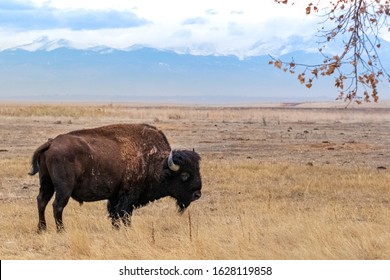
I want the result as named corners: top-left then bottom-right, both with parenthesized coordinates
top-left (37, 175), bottom-right (55, 232)
top-left (52, 184), bottom-right (73, 233)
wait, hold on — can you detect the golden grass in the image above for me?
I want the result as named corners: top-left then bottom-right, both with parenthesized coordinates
top-left (1, 159), bottom-right (389, 260)
top-left (0, 157), bottom-right (31, 178)
top-left (1, 103), bottom-right (388, 124)
top-left (0, 104), bottom-right (109, 118)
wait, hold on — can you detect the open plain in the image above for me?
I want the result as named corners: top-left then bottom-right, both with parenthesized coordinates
top-left (0, 102), bottom-right (390, 259)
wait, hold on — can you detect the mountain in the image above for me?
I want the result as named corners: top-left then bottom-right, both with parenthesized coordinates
top-left (10, 36), bottom-right (74, 52)
top-left (0, 45), bottom-right (388, 103)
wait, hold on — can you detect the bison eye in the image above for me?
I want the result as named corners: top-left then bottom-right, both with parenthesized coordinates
top-left (180, 172), bottom-right (191, 182)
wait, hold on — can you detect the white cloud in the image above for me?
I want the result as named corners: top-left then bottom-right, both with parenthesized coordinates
top-left (0, 0), bottom-right (321, 57)
top-left (0, 7), bottom-right (148, 30)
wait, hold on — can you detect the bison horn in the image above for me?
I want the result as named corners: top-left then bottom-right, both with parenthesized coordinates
top-left (168, 151), bottom-right (180, 172)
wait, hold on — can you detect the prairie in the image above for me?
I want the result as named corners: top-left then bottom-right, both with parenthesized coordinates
top-left (0, 102), bottom-right (389, 259)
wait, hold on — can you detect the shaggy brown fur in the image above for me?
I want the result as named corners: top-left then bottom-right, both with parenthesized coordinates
top-left (29, 123), bottom-right (202, 232)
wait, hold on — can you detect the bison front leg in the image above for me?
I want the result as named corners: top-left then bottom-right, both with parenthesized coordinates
top-left (107, 197), bottom-right (122, 229)
top-left (107, 196), bottom-right (133, 229)
top-left (119, 209), bottom-right (132, 227)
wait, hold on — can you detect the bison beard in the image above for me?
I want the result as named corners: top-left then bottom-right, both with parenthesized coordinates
top-left (29, 124), bottom-right (202, 232)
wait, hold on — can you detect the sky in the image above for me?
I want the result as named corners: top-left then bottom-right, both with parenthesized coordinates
top-left (0, 0), bottom-right (320, 57)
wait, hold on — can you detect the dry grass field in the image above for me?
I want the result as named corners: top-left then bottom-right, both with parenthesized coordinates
top-left (0, 102), bottom-right (390, 260)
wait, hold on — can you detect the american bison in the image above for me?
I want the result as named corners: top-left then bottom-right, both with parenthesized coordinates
top-left (29, 123), bottom-right (202, 232)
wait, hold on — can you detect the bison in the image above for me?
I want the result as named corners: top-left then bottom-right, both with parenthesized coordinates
top-left (28, 123), bottom-right (202, 232)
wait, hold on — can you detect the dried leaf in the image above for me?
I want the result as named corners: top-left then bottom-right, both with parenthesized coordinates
top-left (298, 73), bottom-right (305, 84)
top-left (335, 78), bottom-right (342, 88)
top-left (326, 64), bottom-right (336, 75)
top-left (312, 68), bottom-right (318, 78)
top-left (364, 91), bottom-right (369, 102)
top-left (274, 60), bottom-right (282, 69)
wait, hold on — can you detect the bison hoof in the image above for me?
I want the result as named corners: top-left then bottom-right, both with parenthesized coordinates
top-left (37, 223), bottom-right (47, 233)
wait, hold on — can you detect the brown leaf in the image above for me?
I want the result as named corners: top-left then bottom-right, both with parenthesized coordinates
top-left (274, 60), bottom-right (282, 69)
top-left (326, 64), bottom-right (336, 75)
top-left (364, 91), bottom-right (369, 102)
top-left (335, 78), bottom-right (343, 89)
top-left (312, 68), bottom-right (318, 78)
top-left (306, 6), bottom-right (311, 14)
top-left (298, 73), bottom-right (305, 84)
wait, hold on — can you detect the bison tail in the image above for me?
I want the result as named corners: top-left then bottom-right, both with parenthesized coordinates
top-left (28, 139), bottom-right (53, 176)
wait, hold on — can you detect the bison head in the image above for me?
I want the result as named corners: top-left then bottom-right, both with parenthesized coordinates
top-left (166, 150), bottom-right (202, 212)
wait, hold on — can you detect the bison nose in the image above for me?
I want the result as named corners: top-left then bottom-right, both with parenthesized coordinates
top-left (192, 190), bottom-right (201, 201)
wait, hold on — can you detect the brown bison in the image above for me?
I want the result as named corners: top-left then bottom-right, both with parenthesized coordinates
top-left (29, 123), bottom-right (202, 232)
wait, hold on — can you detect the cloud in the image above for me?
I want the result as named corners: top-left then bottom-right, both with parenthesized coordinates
top-left (61, 10), bottom-right (149, 30)
top-left (0, 0), bottom-right (33, 11)
top-left (172, 29), bottom-right (192, 39)
top-left (182, 17), bottom-right (208, 25)
top-left (205, 9), bottom-right (217, 15)
top-left (0, 0), bottom-right (148, 30)
top-left (230, 10), bottom-right (244, 15)
top-left (228, 22), bottom-right (245, 36)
